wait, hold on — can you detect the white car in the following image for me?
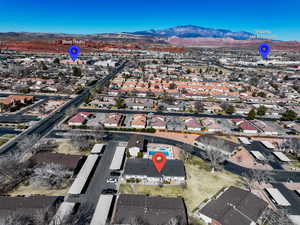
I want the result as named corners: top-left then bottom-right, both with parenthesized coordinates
top-left (106, 177), bottom-right (118, 184)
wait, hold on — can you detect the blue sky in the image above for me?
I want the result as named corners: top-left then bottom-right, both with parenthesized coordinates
top-left (0, 0), bottom-right (299, 40)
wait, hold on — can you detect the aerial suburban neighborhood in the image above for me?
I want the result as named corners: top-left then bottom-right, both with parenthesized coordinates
top-left (1, 2), bottom-right (300, 225)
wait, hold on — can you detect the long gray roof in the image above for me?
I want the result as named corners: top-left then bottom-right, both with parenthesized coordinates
top-left (124, 158), bottom-right (185, 178)
top-left (113, 194), bottom-right (188, 225)
top-left (0, 196), bottom-right (60, 222)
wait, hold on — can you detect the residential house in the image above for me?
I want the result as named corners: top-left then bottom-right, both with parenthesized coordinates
top-left (251, 120), bottom-right (278, 135)
top-left (30, 152), bottom-right (83, 174)
top-left (166, 116), bottom-right (183, 131)
top-left (0, 98), bottom-right (13, 112)
top-left (203, 103), bottom-right (223, 114)
top-left (151, 115), bottom-right (167, 130)
top-left (126, 134), bottom-right (145, 157)
top-left (194, 135), bottom-right (240, 156)
top-left (201, 118), bottom-right (223, 132)
top-left (103, 113), bottom-right (123, 128)
top-left (159, 102), bottom-right (185, 112)
top-left (197, 186), bottom-right (268, 225)
top-left (123, 158), bottom-right (186, 185)
top-left (126, 100), bottom-right (152, 110)
top-left (239, 121), bottom-right (258, 134)
top-left (0, 95), bottom-right (35, 112)
top-left (231, 118), bottom-right (244, 126)
top-left (89, 99), bottom-right (116, 108)
top-left (112, 194), bottom-right (188, 225)
top-left (131, 114), bottom-right (147, 129)
top-left (182, 117), bottom-right (202, 131)
top-left (68, 112), bottom-right (92, 126)
top-left (0, 196), bottom-right (61, 224)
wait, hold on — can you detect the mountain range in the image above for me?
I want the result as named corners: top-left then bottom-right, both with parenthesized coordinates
top-left (1, 25), bottom-right (300, 51)
top-left (0, 25), bottom-right (263, 41)
top-left (127, 25), bottom-right (257, 40)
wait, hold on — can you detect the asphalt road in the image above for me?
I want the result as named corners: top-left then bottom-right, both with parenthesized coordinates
top-left (0, 114), bottom-right (39, 123)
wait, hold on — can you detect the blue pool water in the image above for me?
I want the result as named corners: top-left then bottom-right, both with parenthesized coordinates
top-left (149, 151), bottom-right (169, 156)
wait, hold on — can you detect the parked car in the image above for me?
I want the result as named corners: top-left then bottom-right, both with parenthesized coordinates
top-left (101, 188), bottom-right (117, 194)
top-left (106, 177), bottom-right (118, 184)
top-left (110, 171), bottom-right (121, 176)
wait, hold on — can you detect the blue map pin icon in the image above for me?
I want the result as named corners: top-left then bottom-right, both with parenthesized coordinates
top-left (68, 45), bottom-right (80, 61)
top-left (258, 43), bottom-right (270, 60)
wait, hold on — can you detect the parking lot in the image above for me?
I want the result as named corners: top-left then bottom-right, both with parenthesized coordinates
top-left (244, 141), bottom-right (284, 170)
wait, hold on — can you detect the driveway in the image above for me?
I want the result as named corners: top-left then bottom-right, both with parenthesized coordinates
top-left (66, 141), bottom-right (122, 207)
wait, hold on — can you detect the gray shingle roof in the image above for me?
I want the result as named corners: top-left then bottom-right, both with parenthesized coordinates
top-left (30, 152), bottom-right (83, 170)
top-left (199, 186), bottom-right (268, 225)
top-left (0, 196), bottom-right (60, 222)
top-left (126, 134), bottom-right (145, 150)
top-left (124, 158), bottom-right (185, 178)
top-left (195, 135), bottom-right (239, 153)
top-left (113, 194), bottom-right (188, 225)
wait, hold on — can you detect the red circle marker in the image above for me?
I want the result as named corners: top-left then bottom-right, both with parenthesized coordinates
top-left (152, 152), bottom-right (167, 173)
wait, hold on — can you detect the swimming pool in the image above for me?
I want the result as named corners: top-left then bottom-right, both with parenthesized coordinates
top-left (148, 151), bottom-right (169, 156)
top-left (158, 147), bottom-right (169, 151)
top-left (148, 146), bottom-right (171, 151)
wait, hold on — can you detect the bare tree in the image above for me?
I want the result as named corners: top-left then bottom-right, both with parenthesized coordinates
top-left (242, 169), bottom-right (274, 190)
top-left (16, 134), bottom-right (40, 158)
top-left (65, 106), bottom-right (77, 118)
top-left (205, 147), bottom-right (226, 173)
top-left (35, 139), bottom-right (58, 152)
top-left (34, 208), bottom-right (56, 225)
top-left (181, 150), bottom-right (192, 163)
top-left (3, 214), bottom-right (35, 225)
top-left (129, 216), bottom-right (149, 225)
top-left (265, 208), bottom-right (293, 225)
top-left (37, 105), bottom-right (46, 115)
top-left (167, 217), bottom-right (180, 225)
top-left (30, 163), bottom-right (72, 189)
top-left (0, 154), bottom-right (28, 194)
top-left (70, 133), bottom-right (91, 152)
top-left (288, 138), bottom-right (300, 156)
top-left (2, 204), bottom-right (93, 225)
top-left (194, 101), bottom-right (204, 113)
top-left (92, 123), bottom-right (106, 142)
top-left (64, 204), bottom-right (94, 225)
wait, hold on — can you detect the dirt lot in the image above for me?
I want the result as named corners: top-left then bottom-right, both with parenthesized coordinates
top-left (119, 156), bottom-right (244, 214)
top-left (54, 140), bottom-right (89, 155)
